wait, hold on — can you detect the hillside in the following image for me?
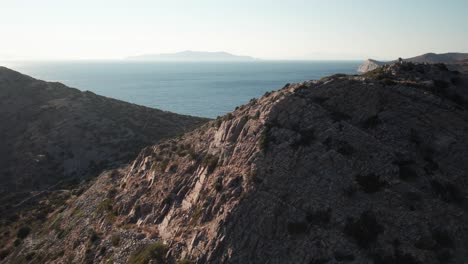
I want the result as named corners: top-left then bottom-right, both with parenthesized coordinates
top-left (126, 51), bottom-right (256, 61)
top-left (3, 62), bottom-right (467, 264)
top-left (0, 66), bottom-right (207, 193)
top-left (358, 52), bottom-right (468, 73)
top-left (0, 66), bottom-right (208, 248)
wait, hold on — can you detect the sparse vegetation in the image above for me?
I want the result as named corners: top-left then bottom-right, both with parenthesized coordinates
top-left (0, 249), bottom-right (10, 260)
top-left (306, 208), bottom-right (332, 226)
top-left (373, 250), bottom-right (421, 264)
top-left (433, 79), bottom-right (450, 91)
top-left (168, 163), bottom-right (178, 173)
top-left (362, 67), bottom-right (389, 80)
top-left (382, 78), bottom-right (396, 86)
top-left (343, 184), bottom-right (357, 197)
top-left (330, 111), bottom-right (351, 122)
top-left (450, 76), bottom-right (463, 85)
top-left (344, 210), bottom-right (383, 248)
top-left (258, 126), bottom-right (271, 152)
top-left (160, 159), bottom-right (169, 173)
top-left (431, 179), bottom-right (464, 204)
top-left (97, 198), bottom-right (113, 214)
top-left (361, 115), bottom-right (381, 129)
top-left (333, 251), bottom-right (355, 262)
top-left (355, 173), bottom-right (386, 193)
top-left (88, 229), bottom-right (100, 244)
top-left (432, 228), bottom-right (454, 249)
top-left (396, 161), bottom-right (418, 180)
top-left (128, 242), bottom-right (168, 264)
top-left (177, 259), bottom-right (193, 264)
top-left (189, 205), bottom-right (203, 226)
top-left (292, 128), bottom-right (316, 148)
top-left (202, 154), bottom-right (219, 174)
top-left (14, 239), bottom-right (21, 246)
top-left (287, 221), bottom-right (308, 235)
top-left (111, 233), bottom-right (120, 247)
top-left (16, 226), bottom-right (31, 239)
top-left (213, 177), bottom-right (223, 192)
top-left (336, 140), bottom-right (355, 156)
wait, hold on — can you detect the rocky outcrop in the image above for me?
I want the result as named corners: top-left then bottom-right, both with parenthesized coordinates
top-left (357, 59), bottom-right (385, 73)
top-left (3, 63), bottom-right (468, 264)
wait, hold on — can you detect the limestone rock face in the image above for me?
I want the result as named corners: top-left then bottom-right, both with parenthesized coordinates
top-left (4, 63), bottom-right (468, 264)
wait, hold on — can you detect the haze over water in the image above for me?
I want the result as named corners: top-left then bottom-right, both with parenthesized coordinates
top-left (7, 61), bottom-right (361, 118)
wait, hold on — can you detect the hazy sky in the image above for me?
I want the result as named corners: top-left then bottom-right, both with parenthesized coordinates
top-left (1, 0), bottom-right (467, 61)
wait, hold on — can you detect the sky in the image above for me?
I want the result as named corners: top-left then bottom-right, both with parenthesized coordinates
top-left (0, 0), bottom-right (467, 61)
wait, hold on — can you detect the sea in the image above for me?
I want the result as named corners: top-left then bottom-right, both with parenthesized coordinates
top-left (4, 61), bottom-right (361, 118)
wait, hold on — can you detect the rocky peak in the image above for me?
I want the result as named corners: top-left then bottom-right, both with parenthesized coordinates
top-left (357, 59), bottom-right (385, 73)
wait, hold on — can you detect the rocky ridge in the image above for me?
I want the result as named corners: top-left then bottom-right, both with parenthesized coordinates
top-left (3, 62), bottom-right (468, 264)
top-left (358, 52), bottom-right (468, 73)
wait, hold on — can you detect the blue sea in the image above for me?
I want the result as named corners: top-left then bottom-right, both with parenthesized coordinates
top-left (5, 61), bottom-right (361, 118)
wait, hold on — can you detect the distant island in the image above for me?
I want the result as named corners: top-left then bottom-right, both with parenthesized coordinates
top-left (126, 50), bottom-right (257, 61)
top-left (358, 52), bottom-right (468, 73)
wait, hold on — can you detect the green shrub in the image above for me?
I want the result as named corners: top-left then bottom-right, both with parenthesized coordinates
top-left (258, 126), bottom-right (270, 152)
top-left (203, 154), bottom-right (219, 175)
top-left (16, 226), bottom-right (31, 239)
top-left (213, 119), bottom-right (222, 128)
top-left (0, 248), bottom-right (10, 260)
top-left (168, 163), bottom-right (178, 173)
top-left (111, 233), bottom-right (120, 247)
top-left (88, 229), bottom-right (100, 243)
top-left (213, 177), bottom-right (223, 192)
top-left (13, 239), bottom-right (21, 247)
top-left (128, 242), bottom-right (168, 264)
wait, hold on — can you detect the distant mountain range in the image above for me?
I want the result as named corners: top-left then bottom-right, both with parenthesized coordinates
top-left (126, 50), bottom-right (256, 61)
top-left (358, 52), bottom-right (468, 73)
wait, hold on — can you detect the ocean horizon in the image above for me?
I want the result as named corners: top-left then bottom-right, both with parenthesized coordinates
top-left (4, 60), bottom-right (362, 118)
